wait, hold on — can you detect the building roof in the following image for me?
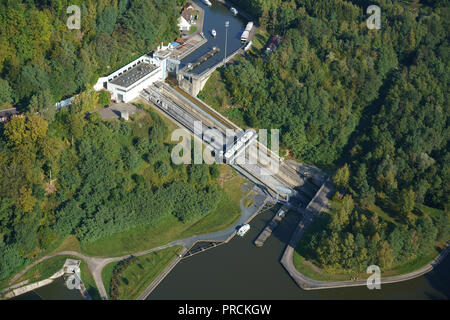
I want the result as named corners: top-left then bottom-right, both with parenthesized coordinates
top-left (178, 16), bottom-right (191, 29)
top-left (109, 63), bottom-right (159, 88)
top-left (182, 2), bottom-right (195, 20)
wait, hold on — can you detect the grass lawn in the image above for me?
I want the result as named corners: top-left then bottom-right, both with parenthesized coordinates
top-left (293, 254), bottom-right (351, 281)
top-left (293, 247), bottom-right (442, 282)
top-left (80, 165), bottom-right (244, 257)
top-left (52, 235), bottom-right (82, 253)
top-left (79, 260), bottom-right (100, 300)
top-left (366, 203), bottom-right (399, 226)
top-left (15, 255), bottom-right (72, 285)
top-left (102, 260), bottom-right (119, 299)
top-left (108, 246), bottom-right (183, 300)
top-left (416, 203), bottom-right (445, 219)
top-left (250, 28), bottom-right (270, 53)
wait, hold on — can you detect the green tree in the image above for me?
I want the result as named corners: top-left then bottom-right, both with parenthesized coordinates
top-left (155, 161), bottom-right (170, 177)
top-left (333, 164), bottom-right (350, 189)
top-left (97, 7), bottom-right (118, 35)
top-left (28, 90), bottom-right (56, 122)
top-left (0, 79), bottom-right (13, 107)
top-left (377, 241), bottom-right (394, 269)
top-left (398, 189), bottom-right (416, 218)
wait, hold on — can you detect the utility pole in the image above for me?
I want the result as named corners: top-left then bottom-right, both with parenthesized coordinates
top-left (224, 20), bottom-right (229, 66)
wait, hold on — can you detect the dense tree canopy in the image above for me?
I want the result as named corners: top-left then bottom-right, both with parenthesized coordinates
top-left (203, 0), bottom-right (448, 210)
top-left (0, 0), bottom-right (179, 109)
top-left (0, 108), bottom-right (224, 280)
top-left (201, 0), bottom-right (449, 272)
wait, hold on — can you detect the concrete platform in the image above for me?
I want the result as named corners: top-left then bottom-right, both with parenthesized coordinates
top-left (98, 103), bottom-right (142, 120)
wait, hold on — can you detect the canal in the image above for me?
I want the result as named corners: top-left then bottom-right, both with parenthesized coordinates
top-left (14, 205), bottom-right (449, 300)
top-left (148, 207), bottom-right (450, 300)
top-left (11, 277), bottom-right (84, 300)
top-left (10, 1), bottom-right (449, 300)
top-left (180, 0), bottom-right (247, 74)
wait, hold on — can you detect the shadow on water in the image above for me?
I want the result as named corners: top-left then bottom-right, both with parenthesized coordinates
top-left (424, 253), bottom-right (450, 299)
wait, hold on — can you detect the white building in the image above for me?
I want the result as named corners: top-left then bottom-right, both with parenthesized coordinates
top-left (178, 16), bottom-right (191, 32)
top-left (94, 44), bottom-right (172, 103)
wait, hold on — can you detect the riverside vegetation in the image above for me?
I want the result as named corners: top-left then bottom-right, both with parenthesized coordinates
top-left (200, 0), bottom-right (449, 274)
top-left (1, 0), bottom-right (239, 285)
top-left (0, 0), bottom-right (448, 287)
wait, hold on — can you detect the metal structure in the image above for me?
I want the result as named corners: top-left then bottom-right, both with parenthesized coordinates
top-left (224, 20), bottom-right (229, 66)
top-left (275, 185), bottom-right (293, 203)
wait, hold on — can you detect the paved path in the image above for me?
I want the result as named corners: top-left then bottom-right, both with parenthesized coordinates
top-left (6, 185), bottom-right (269, 300)
top-left (280, 179), bottom-right (450, 290)
top-left (282, 242), bottom-right (450, 290)
top-left (7, 243), bottom-right (179, 300)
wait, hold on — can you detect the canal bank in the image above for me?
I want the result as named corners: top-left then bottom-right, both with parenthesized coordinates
top-left (11, 277), bottom-right (84, 300)
top-left (148, 207), bottom-right (449, 300)
top-left (180, 0), bottom-right (248, 74)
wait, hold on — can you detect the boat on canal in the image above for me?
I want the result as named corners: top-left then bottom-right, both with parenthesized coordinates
top-left (237, 224), bottom-right (250, 237)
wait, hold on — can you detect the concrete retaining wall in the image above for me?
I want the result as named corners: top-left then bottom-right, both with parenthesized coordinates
top-left (4, 269), bottom-right (64, 299)
top-left (178, 46), bottom-right (244, 97)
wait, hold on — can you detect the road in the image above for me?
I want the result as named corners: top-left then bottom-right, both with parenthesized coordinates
top-left (5, 187), bottom-right (270, 300)
top-left (280, 179), bottom-right (450, 290)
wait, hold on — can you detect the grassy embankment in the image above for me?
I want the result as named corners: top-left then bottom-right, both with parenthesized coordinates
top-left (75, 102), bottom-right (246, 257)
top-left (293, 203), bottom-right (447, 281)
top-left (1, 103), bottom-right (247, 296)
top-left (79, 163), bottom-right (244, 257)
top-left (102, 246), bottom-right (183, 300)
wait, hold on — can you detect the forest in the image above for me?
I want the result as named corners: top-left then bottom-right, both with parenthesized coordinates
top-left (0, 0), bottom-right (448, 281)
top-left (0, 103), bottom-right (223, 280)
top-left (201, 0), bottom-right (449, 272)
top-left (0, 0), bottom-right (180, 111)
top-left (0, 0), bottom-right (216, 282)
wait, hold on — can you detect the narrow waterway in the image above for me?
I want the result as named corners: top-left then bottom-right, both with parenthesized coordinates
top-left (148, 207), bottom-right (449, 300)
top-left (180, 0), bottom-right (247, 74)
top-left (9, 1), bottom-right (449, 300)
top-left (14, 206), bottom-right (449, 300)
